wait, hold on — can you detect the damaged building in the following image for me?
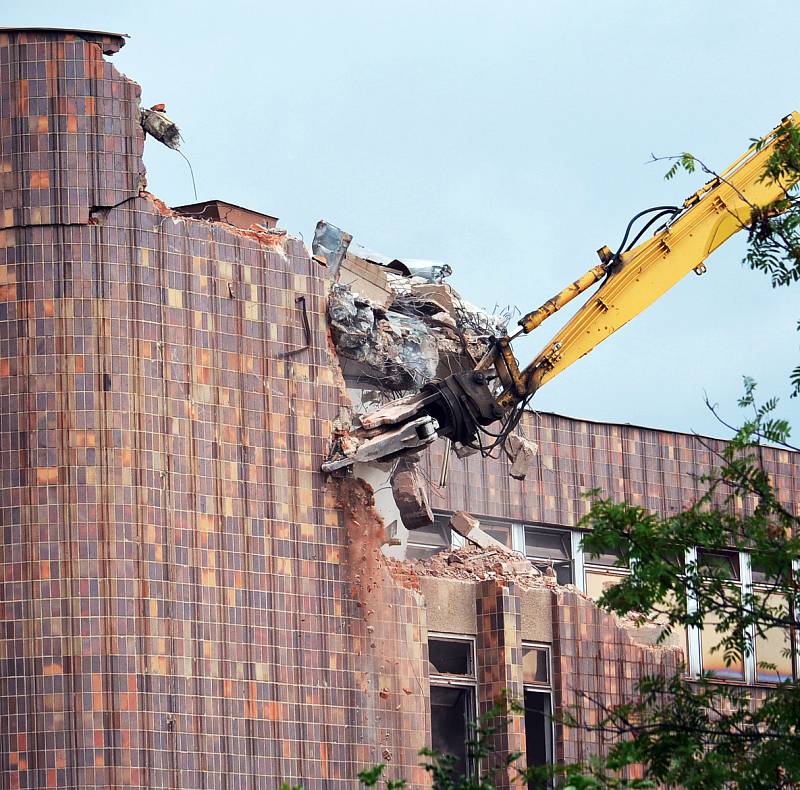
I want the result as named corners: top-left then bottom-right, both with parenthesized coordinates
top-left (1, 27), bottom-right (799, 790)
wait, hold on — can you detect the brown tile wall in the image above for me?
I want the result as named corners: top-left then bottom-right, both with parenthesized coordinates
top-left (474, 580), bottom-right (525, 789)
top-left (421, 411), bottom-right (800, 527)
top-left (551, 590), bottom-right (682, 774)
top-left (0, 29), bottom-right (429, 790)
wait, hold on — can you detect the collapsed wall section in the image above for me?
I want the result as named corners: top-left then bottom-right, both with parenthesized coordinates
top-left (0, 29), bottom-right (430, 790)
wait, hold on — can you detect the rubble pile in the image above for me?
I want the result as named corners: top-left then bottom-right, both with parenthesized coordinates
top-left (412, 544), bottom-right (549, 588)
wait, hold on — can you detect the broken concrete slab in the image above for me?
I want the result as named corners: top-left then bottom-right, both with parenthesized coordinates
top-left (391, 458), bottom-right (434, 530)
top-left (140, 106), bottom-right (181, 149)
top-left (312, 220), bottom-right (352, 273)
top-left (449, 511), bottom-right (508, 551)
top-left (506, 434), bottom-right (539, 480)
top-left (338, 253), bottom-right (394, 309)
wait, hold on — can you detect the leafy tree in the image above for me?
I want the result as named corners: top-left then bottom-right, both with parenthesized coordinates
top-left (572, 380), bottom-right (800, 789)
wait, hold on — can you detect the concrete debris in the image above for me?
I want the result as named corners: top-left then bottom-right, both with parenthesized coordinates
top-left (412, 544), bottom-right (543, 586)
top-left (325, 225), bottom-right (522, 485)
top-left (140, 105), bottom-right (181, 149)
top-left (448, 511), bottom-right (509, 551)
top-left (506, 434), bottom-right (539, 480)
top-left (328, 284), bottom-right (439, 389)
top-left (312, 220), bottom-right (352, 273)
top-left (339, 252), bottom-right (394, 309)
top-left (453, 442), bottom-right (479, 459)
top-left (347, 243), bottom-right (453, 284)
top-left (391, 458), bottom-right (434, 530)
top-left (393, 260), bottom-right (452, 283)
top-left (327, 248), bottom-right (509, 393)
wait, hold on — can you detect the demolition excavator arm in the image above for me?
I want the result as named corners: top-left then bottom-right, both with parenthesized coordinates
top-left (322, 112), bottom-right (800, 473)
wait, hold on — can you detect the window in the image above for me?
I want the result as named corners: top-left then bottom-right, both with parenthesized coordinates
top-left (697, 550), bottom-right (744, 681)
top-left (407, 515), bottom-right (452, 560)
top-left (525, 526), bottom-right (573, 584)
top-left (749, 561), bottom-right (796, 684)
top-left (522, 643), bottom-right (553, 788)
top-left (584, 542), bottom-right (628, 600)
top-left (428, 636), bottom-right (477, 778)
top-left (753, 591), bottom-right (795, 683)
top-left (481, 520), bottom-right (513, 548)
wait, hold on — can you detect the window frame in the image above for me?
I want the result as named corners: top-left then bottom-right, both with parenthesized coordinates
top-left (523, 523), bottom-right (576, 585)
top-left (428, 633), bottom-right (478, 778)
top-left (748, 557), bottom-right (798, 685)
top-left (521, 642), bottom-right (554, 788)
top-left (582, 531), bottom-right (631, 600)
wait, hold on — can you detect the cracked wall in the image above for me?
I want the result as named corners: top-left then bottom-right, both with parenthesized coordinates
top-left (0, 29), bottom-right (430, 790)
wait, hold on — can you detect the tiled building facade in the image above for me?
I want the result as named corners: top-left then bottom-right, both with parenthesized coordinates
top-left (0, 27), bottom-right (796, 790)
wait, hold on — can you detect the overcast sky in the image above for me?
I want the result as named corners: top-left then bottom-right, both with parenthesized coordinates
top-left (7, 1), bottom-right (800, 438)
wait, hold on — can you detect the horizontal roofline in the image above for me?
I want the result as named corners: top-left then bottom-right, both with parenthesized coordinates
top-left (172, 199), bottom-right (278, 221)
top-left (530, 409), bottom-right (794, 452)
top-left (0, 26), bottom-right (128, 38)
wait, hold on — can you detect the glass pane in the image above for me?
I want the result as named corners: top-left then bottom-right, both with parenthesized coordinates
top-left (749, 560), bottom-right (790, 586)
top-left (524, 689), bottom-right (553, 784)
top-left (483, 521), bottom-right (512, 548)
top-left (429, 639), bottom-right (473, 676)
top-left (755, 592), bottom-right (795, 684)
top-left (701, 591), bottom-right (744, 680)
top-left (410, 518), bottom-right (450, 547)
top-left (698, 550), bottom-right (740, 581)
top-left (585, 570), bottom-right (627, 601)
top-left (522, 645), bottom-right (549, 685)
top-left (582, 542), bottom-right (624, 567)
top-left (431, 685), bottom-right (472, 779)
top-left (406, 544), bottom-right (445, 561)
top-left (525, 527), bottom-right (570, 562)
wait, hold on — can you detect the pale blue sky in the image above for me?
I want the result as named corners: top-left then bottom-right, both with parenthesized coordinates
top-left (6, 1), bottom-right (800, 437)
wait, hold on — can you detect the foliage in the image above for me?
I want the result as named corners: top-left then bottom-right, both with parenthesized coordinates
top-left (572, 382), bottom-right (800, 789)
top-left (660, 120), bottom-right (800, 396)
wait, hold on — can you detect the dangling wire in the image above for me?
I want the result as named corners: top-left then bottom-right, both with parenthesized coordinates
top-left (177, 149), bottom-right (198, 201)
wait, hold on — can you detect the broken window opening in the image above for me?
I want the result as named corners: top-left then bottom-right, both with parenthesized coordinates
top-left (429, 638), bottom-right (473, 676)
top-left (407, 514), bottom-right (452, 560)
top-left (525, 525), bottom-right (573, 585)
top-left (523, 643), bottom-right (553, 788)
top-left (428, 636), bottom-right (477, 779)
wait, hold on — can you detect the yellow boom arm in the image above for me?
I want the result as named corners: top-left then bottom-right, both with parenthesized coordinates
top-left (322, 112), bottom-right (800, 473)
top-left (494, 112), bottom-right (800, 411)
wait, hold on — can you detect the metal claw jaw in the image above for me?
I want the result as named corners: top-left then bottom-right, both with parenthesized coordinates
top-left (321, 389), bottom-right (442, 473)
top-left (321, 414), bottom-right (439, 473)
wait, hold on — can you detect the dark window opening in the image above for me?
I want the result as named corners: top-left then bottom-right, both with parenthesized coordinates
top-left (407, 516), bottom-right (451, 560)
top-left (430, 685), bottom-right (473, 779)
top-left (698, 549), bottom-right (740, 581)
top-left (525, 526), bottom-right (573, 584)
top-left (524, 690), bottom-right (552, 787)
top-left (429, 639), bottom-right (473, 676)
